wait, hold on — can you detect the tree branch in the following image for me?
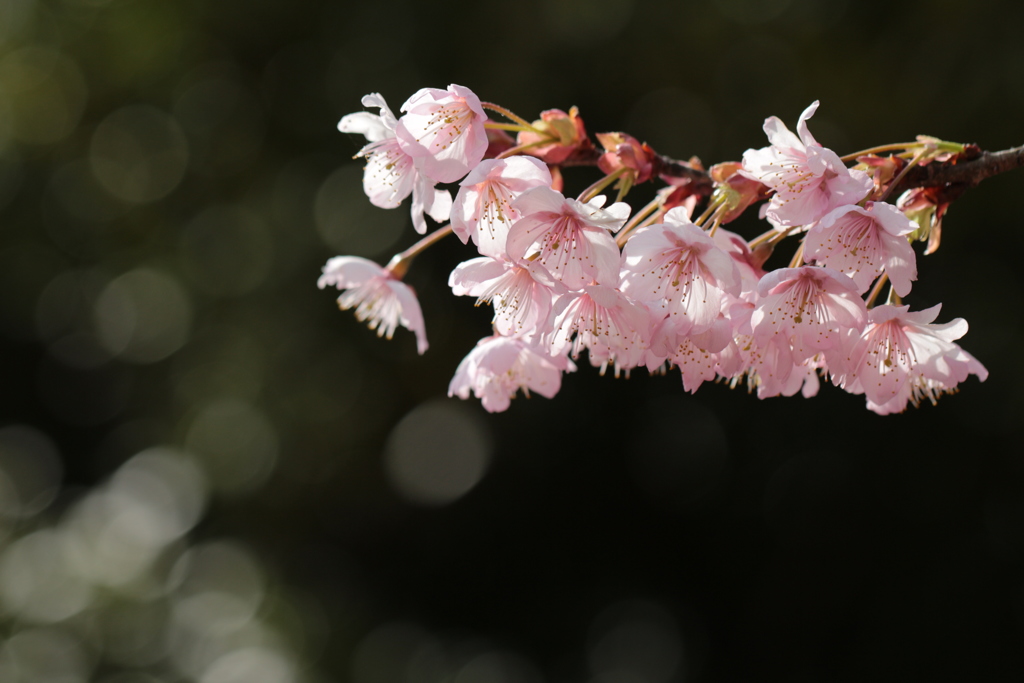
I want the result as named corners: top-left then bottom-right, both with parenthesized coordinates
top-left (552, 140), bottom-right (1024, 207)
top-left (891, 144), bottom-right (1024, 198)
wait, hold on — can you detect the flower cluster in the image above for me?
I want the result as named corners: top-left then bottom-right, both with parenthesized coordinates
top-left (321, 87), bottom-right (987, 414)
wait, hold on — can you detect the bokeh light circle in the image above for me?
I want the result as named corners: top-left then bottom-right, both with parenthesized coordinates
top-left (384, 400), bottom-right (493, 506)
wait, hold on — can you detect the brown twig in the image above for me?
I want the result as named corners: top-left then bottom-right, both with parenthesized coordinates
top-left (890, 144), bottom-right (1024, 198)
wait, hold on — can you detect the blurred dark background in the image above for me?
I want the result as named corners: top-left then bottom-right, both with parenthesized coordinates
top-left (1, 0), bottom-right (1023, 681)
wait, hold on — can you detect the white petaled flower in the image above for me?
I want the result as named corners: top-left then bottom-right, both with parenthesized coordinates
top-left (804, 201), bottom-right (918, 296)
top-left (550, 284), bottom-right (652, 371)
top-left (318, 256), bottom-right (428, 354)
top-left (835, 304), bottom-right (987, 414)
top-left (751, 265), bottom-right (867, 360)
top-left (741, 101), bottom-right (873, 228)
top-left (449, 256), bottom-right (562, 338)
top-left (506, 186), bottom-right (630, 289)
top-left (395, 84), bottom-right (489, 184)
top-left (448, 335), bottom-right (574, 413)
top-left (619, 206), bottom-right (742, 337)
top-left (338, 93), bottom-right (451, 234)
top-left (451, 155), bottom-right (552, 259)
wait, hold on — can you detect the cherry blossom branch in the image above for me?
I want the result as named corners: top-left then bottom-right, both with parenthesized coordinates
top-left (329, 88), bottom-right (1000, 414)
top-left (557, 141), bottom-right (1024, 206)
top-left (890, 144), bottom-right (1024, 197)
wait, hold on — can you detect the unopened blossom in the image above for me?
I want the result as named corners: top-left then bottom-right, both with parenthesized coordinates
top-left (742, 101), bottom-right (873, 227)
top-left (897, 186), bottom-right (948, 255)
top-left (449, 256), bottom-right (563, 337)
top-left (550, 284), bottom-right (651, 371)
top-left (709, 162), bottom-right (767, 224)
top-left (516, 107), bottom-right (592, 164)
top-left (597, 132), bottom-right (656, 184)
top-left (451, 156), bottom-right (552, 258)
top-left (751, 266), bottom-right (867, 359)
top-left (619, 207), bottom-right (741, 336)
top-left (835, 304), bottom-right (987, 414)
top-left (506, 186), bottom-right (630, 288)
top-left (395, 84), bottom-right (489, 184)
top-left (339, 93), bottom-right (451, 234)
top-left (804, 201), bottom-right (918, 296)
top-left (318, 256), bottom-right (428, 354)
top-left (448, 335), bottom-right (574, 413)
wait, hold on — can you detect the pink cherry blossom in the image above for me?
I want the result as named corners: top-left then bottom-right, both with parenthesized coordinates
top-left (835, 304), bottom-right (987, 414)
top-left (751, 266), bottom-right (867, 359)
top-left (619, 207), bottom-right (741, 336)
top-left (395, 84), bottom-right (489, 184)
top-left (448, 335), bottom-right (574, 413)
top-left (549, 284), bottom-right (651, 371)
top-left (450, 156), bottom-right (552, 258)
top-left (720, 302), bottom-right (804, 398)
top-left (654, 315), bottom-right (734, 393)
top-left (804, 201), bottom-right (918, 296)
top-left (339, 93), bottom-right (452, 234)
top-left (506, 186), bottom-right (630, 289)
top-left (318, 256), bottom-right (428, 354)
top-left (448, 256), bottom-right (563, 337)
top-left (741, 101), bottom-right (873, 227)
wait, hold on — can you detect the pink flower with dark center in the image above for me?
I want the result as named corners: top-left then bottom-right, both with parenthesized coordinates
top-left (742, 101), bottom-right (873, 227)
top-left (318, 256), bottom-right (428, 354)
top-left (395, 84), bottom-right (489, 184)
top-left (752, 266), bottom-right (866, 359)
top-left (448, 335), bottom-right (574, 413)
top-left (836, 304), bottom-right (987, 414)
top-left (451, 156), bottom-right (552, 259)
top-left (549, 284), bottom-right (651, 371)
top-left (507, 186), bottom-right (630, 289)
top-left (448, 256), bottom-right (563, 337)
top-left (339, 93), bottom-right (451, 234)
top-left (804, 201), bottom-right (918, 296)
top-left (620, 207), bottom-right (741, 336)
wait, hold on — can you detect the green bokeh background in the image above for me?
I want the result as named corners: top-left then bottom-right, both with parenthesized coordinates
top-left (2, 0), bottom-right (1024, 681)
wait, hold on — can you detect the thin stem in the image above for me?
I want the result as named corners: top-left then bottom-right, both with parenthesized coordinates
top-left (787, 242), bottom-right (805, 268)
top-left (707, 208), bottom-right (725, 238)
top-left (693, 195), bottom-right (724, 228)
top-left (579, 167), bottom-right (627, 203)
top-left (485, 122), bottom-right (535, 133)
top-left (876, 148), bottom-right (931, 203)
top-left (481, 102), bottom-right (539, 131)
top-left (748, 228), bottom-right (781, 250)
top-left (614, 173), bottom-right (634, 204)
top-left (387, 224), bottom-right (453, 278)
top-left (864, 272), bottom-right (889, 308)
top-left (840, 142), bottom-right (919, 163)
top-left (496, 139), bottom-right (550, 159)
top-left (747, 224), bottom-right (799, 251)
top-left (769, 227), bottom-right (797, 245)
top-left (616, 195), bottom-right (663, 247)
